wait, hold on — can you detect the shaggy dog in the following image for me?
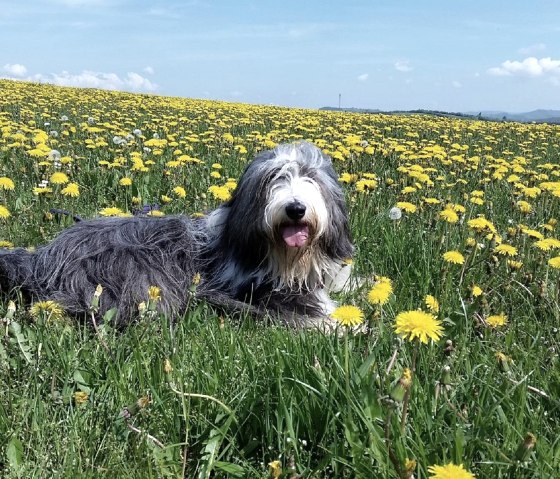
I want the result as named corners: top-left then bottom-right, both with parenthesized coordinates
top-left (0, 142), bottom-right (354, 329)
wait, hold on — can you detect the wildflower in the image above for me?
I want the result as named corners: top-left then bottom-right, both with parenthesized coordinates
top-left (0, 240), bottom-right (14, 248)
top-left (516, 200), bottom-right (532, 213)
top-left (389, 206), bottom-right (402, 220)
top-left (100, 207), bottom-right (125, 217)
top-left (507, 259), bottom-right (523, 270)
top-left (173, 186), bottom-right (186, 198)
top-left (50, 172), bottom-right (69, 185)
top-left (161, 195), bottom-right (172, 204)
top-left (394, 310), bottom-right (444, 343)
top-left (425, 295), bottom-right (439, 313)
top-left (164, 358), bottom-right (173, 374)
top-left (514, 433), bottom-right (537, 462)
top-left (367, 277), bottom-right (393, 305)
top-left (389, 368), bottom-right (412, 402)
top-left (356, 178), bottom-right (378, 192)
top-left (30, 300), bottom-right (64, 321)
top-left (330, 305), bottom-right (364, 327)
top-left (208, 185), bottom-right (232, 202)
top-left (471, 285), bottom-right (483, 297)
top-left (61, 183), bottom-right (80, 197)
top-left (396, 201), bottom-right (417, 213)
top-left (148, 286), bottom-right (161, 302)
top-left (210, 171), bottom-right (222, 179)
top-left (268, 460), bottom-right (282, 479)
top-left (119, 177), bottom-right (132, 186)
top-left (548, 256), bottom-right (560, 269)
top-left (439, 208), bottom-right (459, 223)
top-left (403, 458), bottom-right (417, 479)
top-left (0, 177), bottom-right (15, 190)
top-left (443, 250), bottom-right (465, 265)
top-left (486, 313), bottom-right (508, 328)
top-left (0, 205), bottom-right (10, 219)
top-left (74, 391), bottom-right (89, 405)
top-left (427, 462), bottom-right (475, 479)
top-left (468, 216), bottom-right (496, 234)
top-left (494, 244), bottom-right (517, 257)
top-left (534, 238), bottom-right (560, 251)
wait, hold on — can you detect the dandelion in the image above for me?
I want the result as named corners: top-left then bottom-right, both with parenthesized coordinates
top-left (356, 178), bottom-right (378, 192)
top-left (367, 276), bottom-right (393, 305)
top-left (389, 206), bottom-right (402, 220)
top-left (208, 185), bottom-right (232, 202)
top-left (389, 368), bottom-right (412, 403)
top-left (439, 208), bottom-right (459, 223)
top-left (268, 460), bottom-right (282, 479)
top-left (0, 240), bottom-right (14, 248)
top-left (548, 256), bottom-right (560, 269)
top-left (330, 305), bottom-right (364, 327)
top-left (50, 172), bottom-right (69, 184)
top-left (534, 238), bottom-right (560, 251)
top-left (394, 310), bottom-right (444, 343)
top-left (0, 177), bottom-right (15, 190)
top-left (486, 313), bottom-right (508, 328)
top-left (119, 177), bottom-right (132, 186)
top-left (0, 205), bottom-right (10, 219)
top-left (494, 244), bottom-right (517, 257)
top-left (99, 207), bottom-right (125, 217)
top-left (30, 300), bottom-right (64, 321)
top-left (427, 462), bottom-right (476, 479)
top-left (74, 391), bottom-right (89, 405)
top-left (425, 295), bottom-right (439, 313)
top-left (471, 285), bottom-right (483, 297)
top-left (148, 286), bottom-right (161, 301)
top-left (61, 182), bottom-right (80, 197)
top-left (507, 259), bottom-right (523, 270)
top-left (396, 201), bottom-right (417, 213)
top-left (173, 186), bottom-right (186, 198)
top-left (516, 200), bottom-right (532, 213)
top-left (210, 171), bottom-right (222, 179)
top-left (443, 250), bottom-right (465, 265)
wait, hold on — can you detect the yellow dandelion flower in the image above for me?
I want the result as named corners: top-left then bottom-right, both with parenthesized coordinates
top-left (427, 463), bottom-right (476, 479)
top-left (0, 177), bottom-right (15, 190)
top-left (356, 178), bottom-right (378, 192)
top-left (0, 205), bottom-right (11, 219)
top-left (161, 195), bottom-right (172, 204)
top-left (494, 244), bottom-right (517, 257)
top-left (30, 300), bottom-right (64, 321)
top-left (423, 197), bottom-right (441, 205)
top-left (173, 186), bottom-right (186, 198)
top-left (425, 295), bottom-right (439, 313)
top-left (208, 185), bottom-right (232, 202)
top-left (148, 286), bottom-right (161, 302)
top-left (61, 183), bottom-right (80, 197)
top-left (147, 210), bottom-right (165, 217)
top-left (339, 172), bottom-right (357, 184)
top-left (516, 200), bottom-right (532, 213)
top-left (534, 238), bottom-right (560, 251)
top-left (0, 240), bottom-right (14, 248)
top-left (330, 305), bottom-right (364, 327)
top-left (211, 163), bottom-right (222, 169)
top-left (268, 460), bottom-right (282, 479)
top-left (468, 216), bottom-right (496, 234)
top-left (74, 391), bottom-right (89, 405)
top-left (439, 208), bottom-right (459, 223)
top-left (99, 207), bottom-right (124, 217)
top-left (210, 171), bottom-right (222, 179)
top-left (507, 259), bottom-right (523, 270)
top-left (396, 201), bottom-right (417, 213)
top-left (394, 310), bottom-right (444, 343)
top-left (119, 177), bottom-right (132, 186)
top-left (50, 172), bottom-right (69, 185)
top-left (443, 250), bottom-right (465, 265)
top-left (367, 277), bottom-right (393, 305)
top-left (548, 256), bottom-right (560, 269)
top-left (486, 313), bottom-right (508, 328)
top-left (471, 285), bottom-right (483, 297)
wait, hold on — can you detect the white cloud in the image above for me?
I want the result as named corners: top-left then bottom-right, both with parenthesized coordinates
top-left (2, 69), bottom-right (158, 93)
top-left (452, 80), bottom-right (462, 88)
top-left (3, 63), bottom-right (27, 77)
top-left (518, 43), bottom-right (546, 56)
top-left (488, 57), bottom-right (560, 78)
top-left (394, 60), bottom-right (413, 72)
top-left (357, 73), bottom-right (369, 82)
top-left (143, 66), bottom-right (155, 75)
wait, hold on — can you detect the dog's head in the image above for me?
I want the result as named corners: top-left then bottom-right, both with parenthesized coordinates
top-left (221, 142), bottom-right (353, 262)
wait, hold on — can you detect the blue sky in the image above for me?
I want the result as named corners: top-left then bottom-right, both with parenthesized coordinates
top-left (1, 0), bottom-right (560, 112)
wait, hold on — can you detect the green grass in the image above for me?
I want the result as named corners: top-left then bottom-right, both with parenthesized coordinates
top-left (1, 80), bottom-right (560, 478)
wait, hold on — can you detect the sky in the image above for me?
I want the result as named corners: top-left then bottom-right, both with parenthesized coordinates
top-left (1, 0), bottom-right (560, 113)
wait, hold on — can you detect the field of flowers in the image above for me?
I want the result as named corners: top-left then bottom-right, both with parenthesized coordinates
top-left (1, 79), bottom-right (559, 478)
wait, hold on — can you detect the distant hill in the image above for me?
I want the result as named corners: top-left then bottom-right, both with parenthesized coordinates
top-left (320, 106), bottom-right (560, 124)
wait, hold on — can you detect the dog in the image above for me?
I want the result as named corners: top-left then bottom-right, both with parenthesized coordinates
top-left (0, 142), bottom-right (354, 329)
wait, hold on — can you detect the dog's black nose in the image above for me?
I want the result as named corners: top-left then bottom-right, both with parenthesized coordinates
top-left (285, 201), bottom-right (306, 220)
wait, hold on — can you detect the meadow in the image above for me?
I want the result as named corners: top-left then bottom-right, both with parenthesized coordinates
top-left (0, 79), bottom-right (559, 478)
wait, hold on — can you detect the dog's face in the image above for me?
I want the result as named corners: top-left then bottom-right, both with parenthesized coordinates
top-left (223, 142), bottom-right (353, 261)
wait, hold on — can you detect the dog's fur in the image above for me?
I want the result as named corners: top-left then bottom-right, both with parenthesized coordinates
top-left (0, 142), bottom-right (353, 328)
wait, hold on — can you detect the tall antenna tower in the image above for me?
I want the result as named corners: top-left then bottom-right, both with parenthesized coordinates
top-left (338, 93), bottom-right (341, 109)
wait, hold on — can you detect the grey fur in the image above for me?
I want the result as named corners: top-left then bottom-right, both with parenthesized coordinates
top-left (0, 142), bottom-right (353, 328)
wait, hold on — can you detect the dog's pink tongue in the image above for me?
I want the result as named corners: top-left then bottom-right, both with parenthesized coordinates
top-left (282, 224), bottom-right (309, 247)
